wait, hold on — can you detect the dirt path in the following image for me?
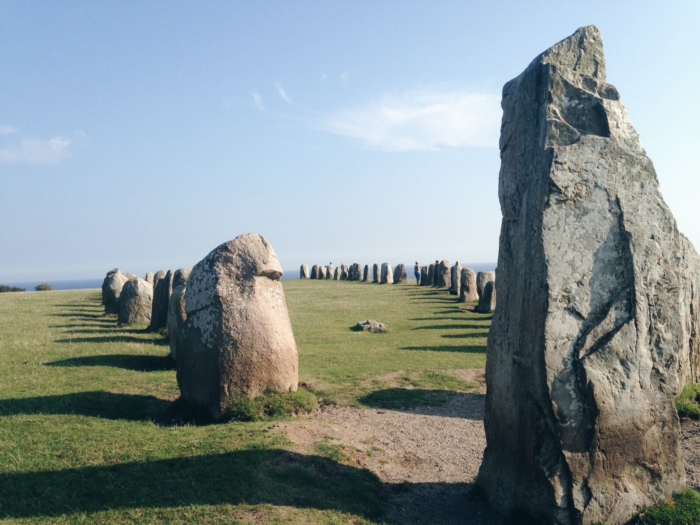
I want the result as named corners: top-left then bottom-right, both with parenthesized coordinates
top-left (276, 370), bottom-right (700, 524)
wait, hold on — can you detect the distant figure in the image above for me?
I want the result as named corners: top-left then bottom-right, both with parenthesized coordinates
top-left (414, 261), bottom-right (421, 285)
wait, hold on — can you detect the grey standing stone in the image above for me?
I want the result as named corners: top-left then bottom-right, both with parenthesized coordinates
top-left (118, 277), bottom-right (153, 325)
top-left (426, 264), bottom-right (435, 287)
top-left (459, 268), bottom-right (479, 303)
top-left (334, 266), bottom-right (341, 280)
top-left (150, 270), bottom-right (173, 331)
top-left (372, 264), bottom-right (379, 283)
top-left (393, 264), bottom-right (407, 284)
top-left (474, 281), bottom-right (496, 313)
top-left (325, 265), bottom-right (333, 279)
top-left (450, 263), bottom-right (462, 296)
top-left (380, 263), bottom-right (393, 284)
top-left (145, 272), bottom-right (154, 286)
top-left (102, 268), bottom-right (124, 314)
top-left (173, 268), bottom-right (191, 290)
top-left (153, 270), bottom-right (166, 290)
top-left (420, 266), bottom-right (429, 286)
top-left (176, 233), bottom-right (298, 420)
top-left (437, 260), bottom-right (452, 289)
top-left (363, 265), bottom-right (370, 282)
top-left (339, 265), bottom-right (348, 280)
top-left (300, 264), bottom-right (310, 279)
top-left (167, 284), bottom-right (187, 361)
top-left (477, 26), bottom-right (694, 525)
top-left (476, 271), bottom-right (495, 299)
top-left (310, 265), bottom-right (318, 279)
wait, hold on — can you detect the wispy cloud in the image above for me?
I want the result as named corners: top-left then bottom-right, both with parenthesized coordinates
top-left (320, 89), bottom-right (501, 151)
top-left (0, 126), bottom-right (74, 165)
top-left (252, 92), bottom-right (265, 112)
top-left (340, 71), bottom-right (351, 89)
top-left (276, 82), bottom-right (291, 103)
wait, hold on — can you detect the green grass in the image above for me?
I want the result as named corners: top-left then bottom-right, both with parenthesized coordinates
top-left (677, 383), bottom-right (700, 419)
top-left (636, 489), bottom-right (700, 524)
top-left (0, 280), bottom-right (487, 523)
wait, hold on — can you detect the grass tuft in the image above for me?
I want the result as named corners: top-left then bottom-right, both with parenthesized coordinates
top-left (636, 489), bottom-right (700, 524)
top-left (223, 390), bottom-right (319, 422)
top-left (677, 383), bottom-right (700, 419)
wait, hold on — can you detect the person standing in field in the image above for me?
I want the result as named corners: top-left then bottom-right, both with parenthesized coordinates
top-left (414, 262), bottom-right (421, 285)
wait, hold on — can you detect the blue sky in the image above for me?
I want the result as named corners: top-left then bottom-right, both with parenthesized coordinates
top-left (1, 1), bottom-right (698, 281)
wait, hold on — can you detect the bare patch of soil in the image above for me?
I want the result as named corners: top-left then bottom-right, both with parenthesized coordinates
top-left (682, 418), bottom-right (700, 490)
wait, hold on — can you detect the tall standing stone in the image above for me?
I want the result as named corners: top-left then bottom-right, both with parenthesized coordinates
top-left (118, 277), bottom-right (153, 325)
top-left (393, 263), bottom-right (407, 284)
top-left (459, 268), bottom-right (479, 303)
top-left (363, 264), bottom-right (370, 282)
top-left (426, 264), bottom-right (435, 287)
top-left (474, 281), bottom-right (496, 313)
top-left (334, 266), bottom-right (341, 280)
top-left (176, 233), bottom-right (298, 419)
top-left (420, 266), bottom-right (429, 287)
top-left (173, 268), bottom-right (191, 290)
top-left (102, 268), bottom-right (124, 314)
top-left (450, 262), bottom-right (462, 296)
top-left (380, 263), bottom-right (393, 284)
top-left (478, 26), bottom-right (694, 525)
top-left (300, 264), bottom-right (310, 279)
top-left (476, 271), bottom-right (495, 299)
top-left (437, 260), bottom-right (452, 289)
top-left (145, 272), bottom-right (154, 286)
top-left (310, 265), bottom-right (318, 279)
top-left (326, 265), bottom-right (333, 279)
top-left (372, 264), bottom-right (379, 284)
top-left (150, 270), bottom-right (173, 331)
top-left (167, 284), bottom-right (187, 361)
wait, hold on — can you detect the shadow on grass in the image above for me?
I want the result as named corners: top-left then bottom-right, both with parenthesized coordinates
top-left (0, 391), bottom-right (169, 421)
top-left (46, 354), bottom-right (174, 372)
top-left (400, 344), bottom-right (486, 353)
top-left (53, 312), bottom-right (108, 320)
top-left (441, 332), bottom-right (489, 339)
top-left (413, 323), bottom-right (485, 331)
top-left (0, 450), bottom-right (384, 520)
top-left (60, 327), bottom-right (146, 335)
top-left (55, 335), bottom-right (168, 346)
top-left (358, 389), bottom-right (484, 420)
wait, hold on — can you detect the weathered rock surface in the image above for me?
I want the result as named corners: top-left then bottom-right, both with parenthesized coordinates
top-left (150, 270), bottom-right (173, 331)
top-left (420, 266), bottom-right (429, 286)
top-left (450, 263), bottom-right (461, 295)
top-left (319, 266), bottom-right (327, 280)
top-left (173, 268), bottom-right (191, 290)
top-left (310, 265), bottom-right (318, 279)
top-left (334, 266), bottom-right (341, 280)
top-left (339, 266), bottom-right (348, 280)
top-left (353, 320), bottom-right (388, 333)
top-left (167, 284), bottom-right (187, 361)
top-left (118, 277), bottom-right (153, 325)
top-left (363, 265), bottom-right (370, 282)
top-left (145, 272), bottom-right (154, 286)
top-left (176, 233), bottom-right (298, 419)
top-left (393, 263), bottom-right (408, 284)
top-left (326, 265), bottom-right (333, 280)
top-left (459, 268), bottom-right (479, 303)
top-left (426, 264), bottom-right (435, 287)
top-left (372, 264), bottom-right (380, 284)
top-left (300, 264), bottom-right (310, 279)
top-left (477, 26), bottom-right (696, 525)
top-left (437, 260), bottom-right (452, 289)
top-left (474, 281), bottom-right (496, 314)
top-left (350, 263), bottom-right (362, 281)
top-left (102, 268), bottom-right (124, 314)
top-left (153, 270), bottom-right (166, 290)
top-left (380, 263), bottom-right (394, 284)
top-left (476, 271), bottom-right (495, 299)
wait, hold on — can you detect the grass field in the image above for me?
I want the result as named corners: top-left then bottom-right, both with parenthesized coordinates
top-left (0, 280), bottom-right (489, 524)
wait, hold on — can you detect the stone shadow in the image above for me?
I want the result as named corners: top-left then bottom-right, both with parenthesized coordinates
top-left (46, 354), bottom-right (174, 372)
top-left (358, 389), bottom-right (485, 420)
top-left (54, 335), bottom-right (167, 346)
top-left (400, 345), bottom-right (487, 354)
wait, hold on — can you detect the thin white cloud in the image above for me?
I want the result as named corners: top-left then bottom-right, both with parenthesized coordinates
top-left (340, 71), bottom-right (351, 88)
top-left (319, 89), bottom-right (501, 151)
top-left (0, 125), bottom-right (18, 136)
top-left (320, 73), bottom-right (328, 82)
top-left (252, 92), bottom-right (265, 112)
top-left (276, 82), bottom-right (291, 103)
top-left (0, 131), bottom-right (73, 166)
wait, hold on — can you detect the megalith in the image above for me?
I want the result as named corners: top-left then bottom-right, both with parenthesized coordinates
top-left (153, 270), bottom-right (166, 290)
top-left (167, 284), bottom-right (187, 361)
top-left (145, 272), bottom-right (154, 286)
top-left (450, 262), bottom-right (462, 296)
top-left (150, 270), bottom-right (173, 331)
top-left (118, 277), bottom-right (153, 325)
top-left (102, 268), bottom-right (124, 314)
top-left (310, 265), bottom-right (318, 279)
top-left (459, 268), bottom-right (479, 303)
top-left (420, 266), bottom-right (429, 286)
top-left (426, 264), bottom-right (435, 287)
top-left (372, 264), bottom-right (379, 283)
top-left (318, 266), bottom-right (327, 279)
top-left (363, 265), bottom-right (370, 282)
top-left (325, 265), bottom-right (333, 279)
top-left (393, 263), bottom-right (407, 284)
top-left (476, 271), bottom-right (495, 299)
top-left (437, 260), bottom-right (452, 288)
top-left (474, 281), bottom-right (496, 313)
top-left (176, 233), bottom-right (298, 419)
top-left (380, 263), bottom-right (393, 284)
top-left (477, 26), bottom-right (695, 525)
top-left (334, 266), bottom-right (341, 280)
top-left (339, 266), bottom-right (348, 280)
top-left (173, 268), bottom-right (191, 290)
top-left (300, 264), bottom-right (310, 279)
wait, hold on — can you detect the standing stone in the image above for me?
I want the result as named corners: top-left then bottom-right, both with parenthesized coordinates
top-left (145, 272), bottom-right (154, 286)
top-left (372, 264), bottom-right (379, 283)
top-left (420, 266), bottom-right (429, 287)
top-left (167, 284), bottom-right (187, 361)
top-left (393, 263), bottom-right (407, 284)
top-left (102, 268), bottom-right (124, 314)
top-left (150, 270), bottom-right (173, 331)
top-left (340, 265), bottom-right (348, 280)
top-left (450, 263), bottom-right (462, 296)
top-left (426, 264), bottom-right (435, 287)
top-left (300, 264), bottom-right (310, 279)
top-left (474, 281), bottom-right (496, 313)
top-left (478, 26), bottom-right (693, 525)
top-left (172, 268), bottom-right (191, 290)
top-left (363, 264), bottom-right (370, 282)
top-left (325, 265), bottom-right (333, 279)
top-left (334, 266), bottom-right (341, 280)
top-left (437, 260), bottom-right (452, 289)
top-left (118, 277), bottom-right (153, 325)
top-left (476, 271), bottom-right (495, 299)
top-left (380, 263), bottom-right (393, 284)
top-left (310, 265), bottom-right (318, 279)
top-left (153, 270), bottom-right (166, 290)
top-left (176, 233), bottom-right (298, 419)
top-left (459, 268), bottom-right (479, 303)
